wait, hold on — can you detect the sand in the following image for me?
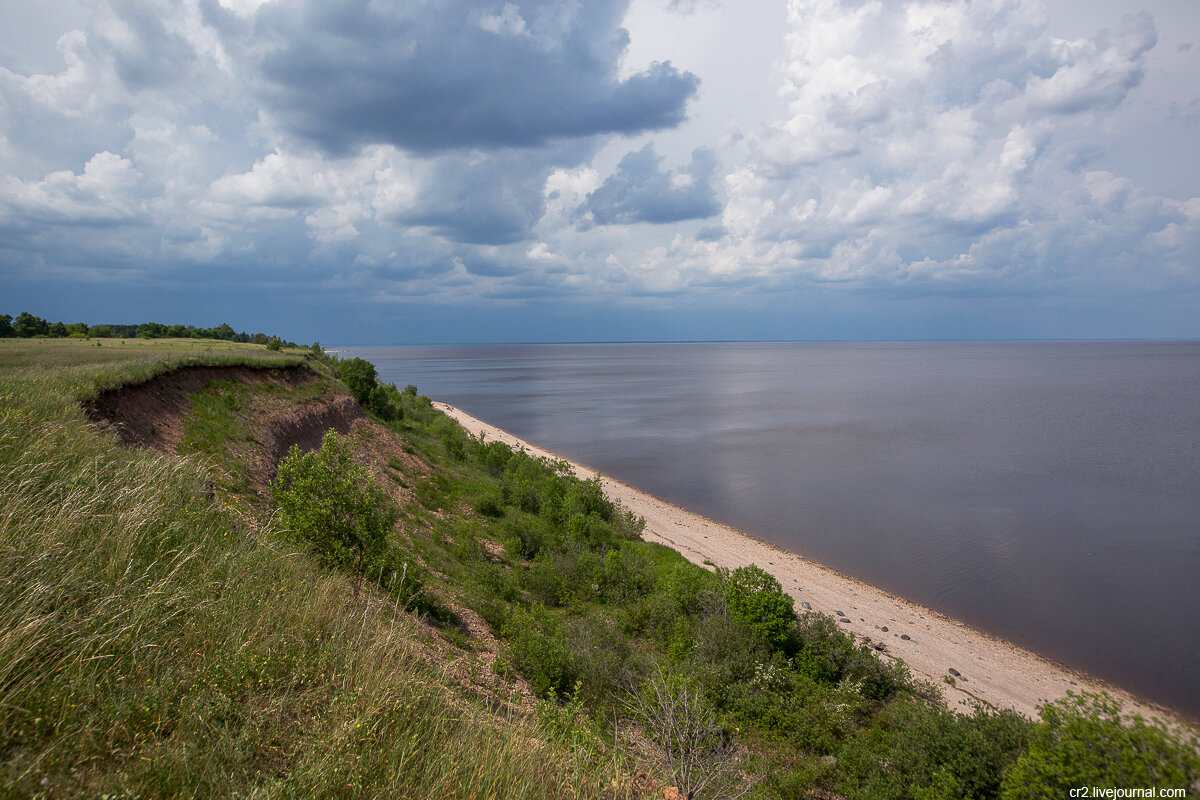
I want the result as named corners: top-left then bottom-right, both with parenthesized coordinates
top-left (435, 401), bottom-right (1191, 727)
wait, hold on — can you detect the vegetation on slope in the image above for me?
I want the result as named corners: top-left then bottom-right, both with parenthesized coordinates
top-left (1, 337), bottom-right (1197, 799)
top-left (0, 340), bottom-right (629, 799)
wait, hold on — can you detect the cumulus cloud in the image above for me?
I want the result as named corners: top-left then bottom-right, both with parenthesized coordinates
top-left (246, 0), bottom-right (699, 155)
top-left (0, 151), bottom-right (145, 225)
top-left (697, 0), bottom-right (1196, 294)
top-left (584, 144), bottom-right (721, 225)
top-left (1021, 13), bottom-right (1155, 115)
top-left (0, 0), bottom-right (701, 277)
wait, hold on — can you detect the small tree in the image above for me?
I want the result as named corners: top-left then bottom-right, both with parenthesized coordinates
top-left (337, 357), bottom-right (378, 405)
top-left (13, 311), bottom-right (48, 338)
top-left (266, 336), bottom-right (282, 351)
top-left (271, 430), bottom-right (397, 574)
top-left (720, 565), bottom-right (795, 649)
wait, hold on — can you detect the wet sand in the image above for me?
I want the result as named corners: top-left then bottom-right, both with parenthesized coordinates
top-left (436, 401), bottom-right (1188, 726)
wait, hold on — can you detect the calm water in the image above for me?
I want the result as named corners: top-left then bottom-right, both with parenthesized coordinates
top-left (340, 341), bottom-right (1200, 718)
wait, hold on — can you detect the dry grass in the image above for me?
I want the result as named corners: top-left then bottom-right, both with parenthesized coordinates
top-left (0, 342), bottom-right (628, 799)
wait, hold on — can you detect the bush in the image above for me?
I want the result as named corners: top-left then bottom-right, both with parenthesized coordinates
top-left (687, 612), bottom-right (771, 699)
top-left (266, 336), bottom-right (282, 351)
top-left (336, 357), bottom-right (378, 405)
top-left (271, 429), bottom-right (398, 574)
top-left (563, 476), bottom-right (613, 522)
top-left (598, 547), bottom-right (656, 604)
top-left (836, 699), bottom-right (1031, 800)
top-left (620, 664), bottom-right (752, 800)
top-left (502, 604), bottom-right (578, 699)
top-left (367, 383), bottom-right (405, 421)
top-left (567, 616), bottom-right (632, 709)
top-left (473, 493), bottom-right (504, 518)
top-left (999, 693), bottom-right (1200, 799)
top-left (790, 613), bottom-right (907, 701)
top-left (524, 551), bottom-right (570, 606)
top-left (477, 439), bottom-right (514, 476)
top-left (720, 565), bottom-right (796, 649)
top-left (503, 516), bottom-right (559, 560)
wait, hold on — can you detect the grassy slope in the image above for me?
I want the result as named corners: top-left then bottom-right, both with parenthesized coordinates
top-left (2, 338), bottom-right (1197, 800)
top-left (0, 339), bottom-right (622, 800)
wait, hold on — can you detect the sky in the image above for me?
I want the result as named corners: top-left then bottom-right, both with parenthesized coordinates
top-left (1, 0), bottom-right (1198, 343)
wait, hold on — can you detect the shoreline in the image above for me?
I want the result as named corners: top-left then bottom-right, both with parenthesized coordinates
top-left (435, 401), bottom-right (1193, 728)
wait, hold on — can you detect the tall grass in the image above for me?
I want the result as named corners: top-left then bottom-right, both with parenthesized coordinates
top-left (0, 350), bottom-right (627, 799)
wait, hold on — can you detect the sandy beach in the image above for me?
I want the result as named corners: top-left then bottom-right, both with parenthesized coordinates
top-left (436, 401), bottom-right (1188, 726)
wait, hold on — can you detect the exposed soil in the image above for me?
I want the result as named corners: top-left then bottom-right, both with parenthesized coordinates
top-left (86, 365), bottom-right (334, 454)
top-left (82, 363), bottom-right (419, 489)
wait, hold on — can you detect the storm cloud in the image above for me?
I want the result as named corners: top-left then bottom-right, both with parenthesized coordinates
top-left (584, 144), bottom-right (721, 225)
top-left (248, 0), bottom-right (700, 155)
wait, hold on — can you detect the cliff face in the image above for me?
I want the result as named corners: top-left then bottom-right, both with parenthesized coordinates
top-left (86, 364), bottom-right (365, 481)
top-left (84, 362), bottom-right (426, 504)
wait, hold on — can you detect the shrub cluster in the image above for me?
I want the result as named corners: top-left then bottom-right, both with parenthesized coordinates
top-left (271, 429), bottom-right (422, 605)
top-left (333, 358), bottom-right (430, 423)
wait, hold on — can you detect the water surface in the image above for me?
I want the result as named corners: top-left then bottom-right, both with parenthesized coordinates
top-left (341, 341), bottom-right (1200, 718)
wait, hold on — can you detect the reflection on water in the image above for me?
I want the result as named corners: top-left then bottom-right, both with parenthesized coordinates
top-left (342, 341), bottom-right (1200, 718)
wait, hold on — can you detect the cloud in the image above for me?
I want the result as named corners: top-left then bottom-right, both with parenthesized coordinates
top-left (1, 0), bottom-right (1197, 341)
top-left (392, 144), bottom-right (592, 245)
top-left (1021, 13), bottom-right (1155, 115)
top-left (0, 151), bottom-right (145, 226)
top-left (247, 0), bottom-right (700, 155)
top-left (584, 144), bottom-right (721, 225)
top-left (699, 0), bottom-right (1195, 295)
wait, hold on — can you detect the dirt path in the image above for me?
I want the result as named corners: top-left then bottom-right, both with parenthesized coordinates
top-left (436, 402), bottom-right (1188, 727)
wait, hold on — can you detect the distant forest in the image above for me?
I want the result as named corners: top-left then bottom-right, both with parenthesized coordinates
top-left (0, 311), bottom-right (293, 347)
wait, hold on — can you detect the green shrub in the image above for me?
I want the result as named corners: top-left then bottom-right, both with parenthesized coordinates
top-left (502, 604), bottom-right (578, 699)
top-left (473, 493), bottom-right (505, 518)
top-left (477, 439), bottom-right (514, 476)
top-left (720, 564), bottom-right (796, 649)
top-left (524, 551), bottom-right (570, 606)
top-left (837, 699), bottom-right (1031, 800)
top-left (567, 616), bottom-right (632, 708)
top-left (663, 562), bottom-right (719, 615)
top-left (501, 515), bottom-right (561, 560)
top-left (271, 429), bottom-right (398, 574)
top-left (999, 693), bottom-right (1200, 799)
top-left (687, 613), bottom-right (771, 699)
top-left (598, 547), bottom-right (656, 604)
top-left (367, 383), bottom-right (405, 421)
top-left (563, 476), bottom-right (613, 522)
top-left (336, 357), bottom-right (377, 404)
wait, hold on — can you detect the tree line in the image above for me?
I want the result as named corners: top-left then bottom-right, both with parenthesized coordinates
top-left (0, 311), bottom-right (294, 346)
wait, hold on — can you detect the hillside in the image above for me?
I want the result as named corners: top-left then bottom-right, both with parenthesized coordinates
top-left (1, 338), bottom-right (1197, 799)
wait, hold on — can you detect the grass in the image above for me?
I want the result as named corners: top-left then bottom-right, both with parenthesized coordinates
top-left (0, 340), bottom-right (633, 799)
